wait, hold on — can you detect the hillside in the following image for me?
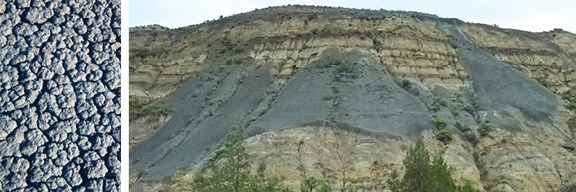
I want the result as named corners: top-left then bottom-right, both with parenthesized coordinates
top-left (129, 5), bottom-right (576, 191)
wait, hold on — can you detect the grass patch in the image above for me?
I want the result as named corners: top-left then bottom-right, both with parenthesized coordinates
top-left (336, 63), bottom-right (359, 79)
top-left (129, 97), bottom-right (172, 119)
top-left (478, 122), bottom-right (494, 137)
top-left (322, 95), bottom-right (333, 101)
top-left (435, 128), bottom-right (453, 144)
top-left (432, 116), bottom-right (447, 130)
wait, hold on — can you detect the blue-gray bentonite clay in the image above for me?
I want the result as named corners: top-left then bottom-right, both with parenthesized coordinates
top-left (0, 0), bottom-right (120, 191)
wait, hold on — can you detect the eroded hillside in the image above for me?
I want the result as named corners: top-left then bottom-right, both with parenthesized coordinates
top-left (129, 5), bottom-right (576, 192)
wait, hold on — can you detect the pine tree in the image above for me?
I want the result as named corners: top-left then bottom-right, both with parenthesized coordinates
top-left (387, 139), bottom-right (477, 192)
top-left (193, 123), bottom-right (290, 192)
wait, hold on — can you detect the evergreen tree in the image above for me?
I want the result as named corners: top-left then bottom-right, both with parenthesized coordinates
top-left (193, 123), bottom-right (290, 192)
top-left (387, 139), bottom-right (476, 192)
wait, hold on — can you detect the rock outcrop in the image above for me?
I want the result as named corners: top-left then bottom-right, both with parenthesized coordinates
top-left (129, 5), bottom-right (576, 191)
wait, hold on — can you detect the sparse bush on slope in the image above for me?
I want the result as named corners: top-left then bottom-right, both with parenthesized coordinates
top-left (130, 98), bottom-right (172, 119)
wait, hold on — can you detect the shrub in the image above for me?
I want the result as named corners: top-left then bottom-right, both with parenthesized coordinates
top-left (129, 98), bottom-right (172, 118)
top-left (208, 98), bottom-right (224, 106)
top-left (401, 79), bottom-right (411, 89)
top-left (387, 139), bottom-right (477, 192)
top-left (566, 102), bottom-right (576, 111)
top-left (535, 76), bottom-right (555, 88)
top-left (372, 38), bottom-right (381, 47)
top-left (478, 122), bottom-right (494, 137)
top-left (435, 129), bottom-right (453, 143)
top-left (322, 95), bottom-right (333, 101)
top-left (455, 122), bottom-right (471, 132)
top-left (429, 97), bottom-right (447, 113)
top-left (336, 64), bottom-right (358, 79)
top-left (433, 116), bottom-right (447, 129)
top-left (300, 176), bottom-right (332, 192)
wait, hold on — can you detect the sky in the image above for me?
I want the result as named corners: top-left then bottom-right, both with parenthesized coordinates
top-left (129, 0), bottom-right (575, 33)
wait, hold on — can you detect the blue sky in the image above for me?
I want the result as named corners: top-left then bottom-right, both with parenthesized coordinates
top-left (129, 0), bottom-right (575, 32)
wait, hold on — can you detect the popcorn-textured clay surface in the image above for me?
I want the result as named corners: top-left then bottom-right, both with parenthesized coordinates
top-left (0, 0), bottom-right (121, 191)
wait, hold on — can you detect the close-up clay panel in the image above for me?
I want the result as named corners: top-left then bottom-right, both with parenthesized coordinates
top-left (0, 0), bottom-right (121, 191)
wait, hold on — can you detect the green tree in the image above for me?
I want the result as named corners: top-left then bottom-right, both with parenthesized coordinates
top-left (387, 139), bottom-right (476, 192)
top-left (299, 176), bottom-right (332, 192)
top-left (193, 123), bottom-right (289, 192)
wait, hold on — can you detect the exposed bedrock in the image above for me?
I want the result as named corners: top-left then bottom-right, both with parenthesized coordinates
top-left (131, 64), bottom-right (273, 181)
top-left (129, 6), bottom-right (576, 191)
top-left (440, 22), bottom-right (560, 125)
top-left (130, 39), bottom-right (571, 184)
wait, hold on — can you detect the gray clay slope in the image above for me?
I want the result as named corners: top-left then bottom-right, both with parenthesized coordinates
top-left (247, 48), bottom-right (338, 134)
top-left (335, 50), bottom-right (433, 137)
top-left (131, 65), bottom-right (273, 181)
top-left (0, 0), bottom-right (121, 191)
top-left (129, 65), bottom-right (237, 168)
top-left (439, 21), bottom-right (560, 124)
top-left (130, 47), bottom-right (436, 181)
top-left (130, 20), bottom-right (562, 182)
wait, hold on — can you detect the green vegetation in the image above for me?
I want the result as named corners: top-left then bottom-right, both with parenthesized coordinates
top-left (401, 79), bottom-right (411, 89)
top-left (535, 76), bottom-right (552, 87)
top-left (478, 122), bottom-right (494, 137)
top-left (372, 38), bottom-right (381, 47)
top-left (221, 37), bottom-right (237, 48)
top-left (397, 78), bottom-right (419, 96)
top-left (193, 124), bottom-right (290, 192)
top-left (129, 97), bottom-right (172, 118)
top-left (462, 90), bottom-right (480, 119)
top-left (299, 176), bottom-right (333, 192)
top-left (321, 95), bottom-right (333, 101)
top-left (429, 97), bottom-right (447, 113)
top-left (311, 29), bottom-right (318, 35)
top-left (336, 63), bottom-right (359, 79)
top-left (306, 13), bottom-right (318, 21)
top-left (208, 98), bottom-right (224, 106)
top-left (187, 127), bottom-right (477, 191)
top-left (387, 139), bottom-right (476, 192)
top-left (435, 128), bottom-right (453, 144)
top-left (432, 116), bottom-right (447, 129)
top-left (454, 122), bottom-right (471, 132)
top-left (462, 104), bottom-right (475, 116)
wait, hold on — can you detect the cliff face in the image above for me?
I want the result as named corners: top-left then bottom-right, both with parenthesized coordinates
top-left (129, 6), bottom-right (576, 191)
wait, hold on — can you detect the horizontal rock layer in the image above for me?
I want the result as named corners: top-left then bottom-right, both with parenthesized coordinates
top-left (129, 5), bottom-right (576, 191)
